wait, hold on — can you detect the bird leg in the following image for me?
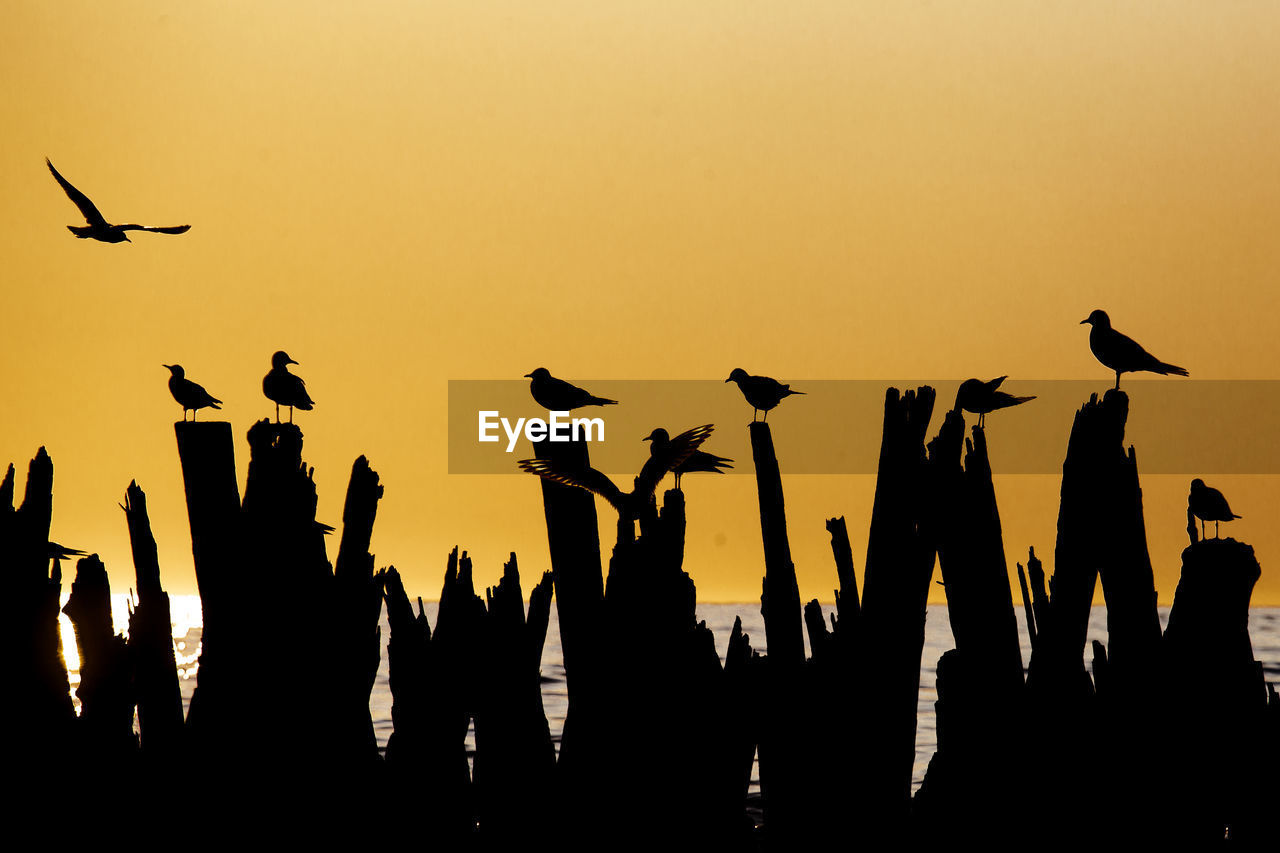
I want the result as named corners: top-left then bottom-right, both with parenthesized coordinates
top-left (1114, 371), bottom-right (1121, 391)
top-left (275, 402), bottom-right (280, 423)
top-left (1200, 518), bottom-right (1206, 539)
top-left (1215, 520), bottom-right (1220, 539)
top-left (289, 406), bottom-right (294, 424)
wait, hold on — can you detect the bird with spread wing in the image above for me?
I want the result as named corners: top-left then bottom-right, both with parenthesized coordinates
top-left (518, 424), bottom-right (714, 518)
top-left (954, 377), bottom-right (1035, 428)
top-left (47, 158), bottom-right (191, 243)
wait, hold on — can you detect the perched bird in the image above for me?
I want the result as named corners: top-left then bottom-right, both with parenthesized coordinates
top-left (47, 158), bottom-right (191, 243)
top-left (1189, 478), bottom-right (1241, 539)
top-left (726, 368), bottom-right (804, 422)
top-left (954, 377), bottom-right (1035, 428)
top-left (644, 428), bottom-right (733, 489)
top-left (164, 364), bottom-right (222, 422)
top-left (1080, 310), bottom-right (1188, 390)
top-left (263, 351), bottom-right (314, 423)
top-left (524, 368), bottom-right (617, 410)
top-left (518, 424), bottom-right (714, 518)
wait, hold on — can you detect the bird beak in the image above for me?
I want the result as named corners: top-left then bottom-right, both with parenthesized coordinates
top-left (642, 435), bottom-right (652, 441)
top-left (288, 357), bottom-right (299, 365)
top-left (1080, 318), bottom-right (1090, 324)
top-left (162, 364), bottom-right (172, 370)
top-left (724, 377), bottom-right (732, 383)
top-left (523, 373), bottom-right (533, 378)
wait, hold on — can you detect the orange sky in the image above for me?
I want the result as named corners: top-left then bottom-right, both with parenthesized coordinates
top-left (2, 3), bottom-right (1278, 604)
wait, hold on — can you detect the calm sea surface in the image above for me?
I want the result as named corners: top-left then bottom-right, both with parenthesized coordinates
top-left (68, 598), bottom-right (1280, 794)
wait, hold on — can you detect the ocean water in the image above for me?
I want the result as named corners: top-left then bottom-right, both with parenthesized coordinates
top-left (66, 598), bottom-right (1280, 793)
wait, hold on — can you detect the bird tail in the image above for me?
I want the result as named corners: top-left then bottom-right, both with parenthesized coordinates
top-left (784, 388), bottom-right (805, 397)
top-left (1011, 395), bottom-right (1036, 405)
top-left (211, 399), bottom-right (223, 409)
top-left (1154, 361), bottom-right (1189, 377)
top-left (67, 225), bottom-right (94, 239)
top-left (586, 396), bottom-right (618, 406)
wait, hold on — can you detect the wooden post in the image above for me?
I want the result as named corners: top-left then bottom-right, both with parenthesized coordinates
top-left (122, 481), bottom-right (184, 756)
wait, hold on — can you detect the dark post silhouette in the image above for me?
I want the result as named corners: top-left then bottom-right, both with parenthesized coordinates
top-left (122, 480), bottom-right (185, 757)
top-left (858, 387), bottom-right (937, 836)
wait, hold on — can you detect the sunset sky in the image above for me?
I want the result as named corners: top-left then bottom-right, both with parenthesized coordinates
top-left (3, 3), bottom-right (1279, 605)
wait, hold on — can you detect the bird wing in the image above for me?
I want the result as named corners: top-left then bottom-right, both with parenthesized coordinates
top-left (666, 424), bottom-right (715, 468)
top-left (985, 376), bottom-right (1008, 391)
top-left (546, 374), bottom-right (592, 407)
top-left (47, 159), bottom-right (108, 227)
top-left (680, 449), bottom-right (734, 474)
top-left (517, 458), bottom-right (625, 510)
top-left (190, 381), bottom-right (221, 406)
top-left (1103, 328), bottom-right (1163, 370)
top-left (638, 424), bottom-right (714, 491)
top-left (118, 224), bottom-right (191, 234)
top-left (990, 391), bottom-right (1035, 411)
top-left (288, 373), bottom-right (314, 408)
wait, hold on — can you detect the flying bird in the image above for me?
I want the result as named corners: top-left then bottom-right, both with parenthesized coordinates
top-left (164, 364), bottom-right (222, 422)
top-left (954, 377), bottom-right (1035, 428)
top-left (524, 368), bottom-right (617, 410)
top-left (1080, 310), bottom-right (1188, 390)
top-left (263, 351), bottom-right (314, 423)
top-left (518, 424), bottom-right (714, 518)
top-left (644, 428), bottom-right (733, 489)
top-left (1189, 478), bottom-right (1241, 539)
top-left (726, 369), bottom-right (803, 422)
top-left (46, 158), bottom-right (191, 243)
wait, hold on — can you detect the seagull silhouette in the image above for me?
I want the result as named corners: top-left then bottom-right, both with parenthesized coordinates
top-left (164, 364), bottom-right (222, 422)
top-left (47, 158), bottom-right (190, 243)
top-left (263, 351), bottom-right (314, 423)
top-left (954, 377), bottom-right (1035, 428)
top-left (524, 368), bottom-right (617, 410)
top-left (1081, 310), bottom-right (1188, 390)
top-left (518, 424), bottom-right (713, 518)
top-left (726, 369), bottom-right (803, 422)
top-left (1189, 478), bottom-right (1241, 539)
top-left (644, 428), bottom-right (733, 489)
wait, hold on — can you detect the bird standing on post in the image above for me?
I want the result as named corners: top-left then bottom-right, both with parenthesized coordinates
top-left (1189, 478), bottom-right (1241, 539)
top-left (1080, 310), bottom-right (1188, 390)
top-left (263, 351), bottom-right (314, 423)
top-left (726, 369), bottom-right (803, 422)
top-left (164, 364), bottom-right (222, 421)
top-left (643, 428), bottom-right (733, 489)
top-left (47, 158), bottom-right (190, 243)
top-left (524, 368), bottom-right (617, 410)
top-left (954, 377), bottom-right (1035, 428)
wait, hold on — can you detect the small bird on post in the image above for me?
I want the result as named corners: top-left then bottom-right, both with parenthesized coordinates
top-left (643, 428), bottom-right (733, 489)
top-left (524, 368), bottom-right (617, 410)
top-left (1189, 478), bottom-right (1241, 539)
top-left (263, 351), bottom-right (314, 423)
top-left (164, 364), bottom-right (222, 421)
top-left (1080, 309), bottom-right (1188, 390)
top-left (725, 368), bottom-right (803, 422)
top-left (47, 158), bottom-right (190, 243)
top-left (954, 377), bottom-right (1035, 428)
